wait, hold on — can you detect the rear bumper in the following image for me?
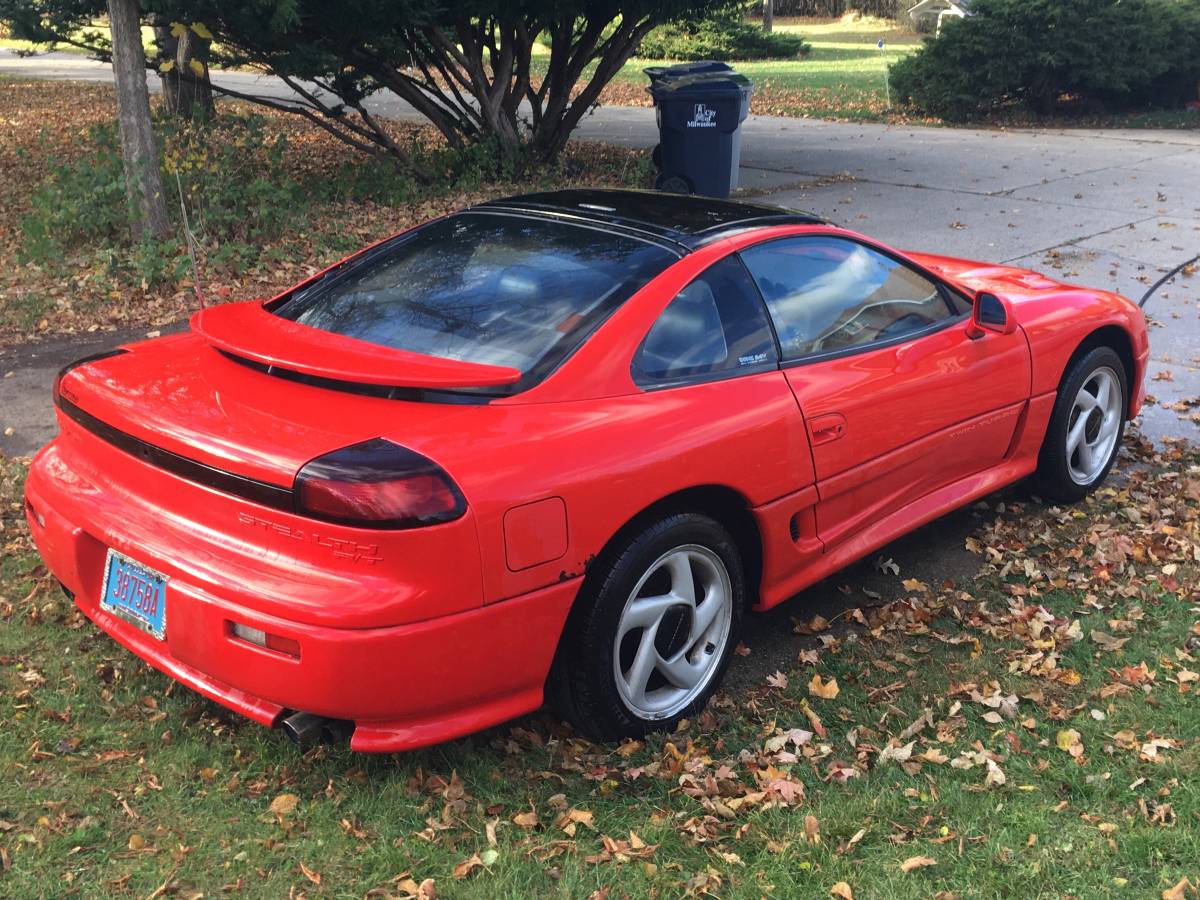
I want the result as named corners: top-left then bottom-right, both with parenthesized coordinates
top-left (25, 441), bottom-right (579, 753)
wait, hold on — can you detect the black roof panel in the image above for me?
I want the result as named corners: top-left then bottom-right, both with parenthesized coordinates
top-left (476, 188), bottom-right (824, 250)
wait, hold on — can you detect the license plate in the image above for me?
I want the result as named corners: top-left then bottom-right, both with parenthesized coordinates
top-left (100, 550), bottom-right (168, 640)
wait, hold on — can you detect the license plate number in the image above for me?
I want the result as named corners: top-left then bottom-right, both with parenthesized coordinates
top-left (100, 551), bottom-right (168, 640)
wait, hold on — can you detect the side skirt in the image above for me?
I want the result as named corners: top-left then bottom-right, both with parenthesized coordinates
top-left (753, 391), bottom-right (1056, 611)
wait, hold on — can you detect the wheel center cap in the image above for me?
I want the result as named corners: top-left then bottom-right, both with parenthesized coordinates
top-left (654, 605), bottom-right (691, 658)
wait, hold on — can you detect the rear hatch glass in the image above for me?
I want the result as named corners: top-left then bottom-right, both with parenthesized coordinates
top-left (272, 212), bottom-right (678, 386)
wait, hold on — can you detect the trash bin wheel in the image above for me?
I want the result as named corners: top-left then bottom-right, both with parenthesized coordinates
top-left (655, 173), bottom-right (693, 195)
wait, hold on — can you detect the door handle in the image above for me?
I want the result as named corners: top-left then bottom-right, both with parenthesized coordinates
top-left (809, 413), bottom-right (847, 446)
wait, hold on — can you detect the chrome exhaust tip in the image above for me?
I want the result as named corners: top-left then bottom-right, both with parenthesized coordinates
top-left (281, 711), bottom-right (329, 747)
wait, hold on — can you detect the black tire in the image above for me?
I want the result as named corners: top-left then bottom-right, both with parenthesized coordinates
top-left (549, 512), bottom-right (745, 742)
top-left (1035, 345), bottom-right (1127, 503)
top-left (655, 173), bottom-right (693, 195)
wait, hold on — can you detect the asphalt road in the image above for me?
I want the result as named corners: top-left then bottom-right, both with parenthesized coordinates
top-left (2, 52), bottom-right (1198, 688)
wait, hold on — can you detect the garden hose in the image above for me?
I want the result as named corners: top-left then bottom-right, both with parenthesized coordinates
top-left (1139, 252), bottom-right (1200, 308)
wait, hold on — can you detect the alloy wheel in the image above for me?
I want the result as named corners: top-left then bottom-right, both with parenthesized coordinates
top-left (1066, 366), bottom-right (1122, 485)
top-left (612, 544), bottom-right (733, 720)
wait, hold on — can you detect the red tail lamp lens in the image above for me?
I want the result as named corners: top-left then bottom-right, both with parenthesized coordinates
top-left (295, 438), bottom-right (466, 529)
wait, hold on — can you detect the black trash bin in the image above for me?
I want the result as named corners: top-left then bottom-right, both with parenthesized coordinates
top-left (647, 65), bottom-right (752, 199)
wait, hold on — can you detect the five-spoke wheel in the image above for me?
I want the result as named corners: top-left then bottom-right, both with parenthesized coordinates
top-left (613, 545), bottom-right (733, 721)
top-left (1037, 345), bottom-right (1127, 503)
top-left (1065, 366), bottom-right (1123, 485)
top-left (549, 512), bottom-right (744, 741)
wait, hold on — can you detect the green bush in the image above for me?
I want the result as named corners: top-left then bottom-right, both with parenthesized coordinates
top-left (19, 113), bottom-right (312, 286)
top-left (890, 0), bottom-right (1200, 121)
top-left (19, 128), bottom-right (129, 260)
top-left (638, 6), bottom-right (809, 60)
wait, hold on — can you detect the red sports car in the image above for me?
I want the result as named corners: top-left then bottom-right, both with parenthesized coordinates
top-left (26, 189), bottom-right (1148, 752)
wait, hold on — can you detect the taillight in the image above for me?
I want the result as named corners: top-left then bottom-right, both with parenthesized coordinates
top-left (53, 348), bottom-right (128, 406)
top-left (294, 438), bottom-right (466, 529)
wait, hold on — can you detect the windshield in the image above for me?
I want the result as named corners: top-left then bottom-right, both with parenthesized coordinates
top-left (273, 212), bottom-right (678, 380)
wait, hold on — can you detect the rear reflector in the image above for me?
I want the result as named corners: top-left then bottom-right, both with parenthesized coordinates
top-left (25, 498), bottom-right (45, 530)
top-left (229, 621), bottom-right (301, 658)
top-left (294, 438), bottom-right (466, 529)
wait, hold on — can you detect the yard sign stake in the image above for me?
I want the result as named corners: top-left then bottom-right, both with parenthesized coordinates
top-left (878, 38), bottom-right (892, 111)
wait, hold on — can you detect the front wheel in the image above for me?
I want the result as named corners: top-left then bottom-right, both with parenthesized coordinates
top-left (1035, 345), bottom-right (1127, 503)
top-left (549, 513), bottom-right (744, 741)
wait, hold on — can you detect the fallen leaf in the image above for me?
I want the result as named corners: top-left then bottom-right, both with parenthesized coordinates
top-left (830, 882), bottom-right (854, 899)
top-left (809, 674), bottom-right (840, 700)
top-left (1090, 630), bottom-right (1130, 652)
top-left (900, 855), bottom-right (937, 873)
top-left (1056, 729), bottom-right (1084, 758)
top-left (299, 861), bottom-right (321, 885)
top-left (793, 614), bottom-right (831, 635)
top-left (453, 853), bottom-right (485, 879)
top-left (512, 809), bottom-right (539, 829)
top-left (270, 793), bottom-right (299, 817)
top-left (878, 741), bottom-right (915, 764)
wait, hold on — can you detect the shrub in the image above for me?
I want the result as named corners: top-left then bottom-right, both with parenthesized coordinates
top-left (890, 0), bottom-right (1200, 120)
top-left (160, 113), bottom-right (308, 248)
top-left (20, 113), bottom-right (311, 285)
top-left (19, 127), bottom-right (129, 260)
top-left (639, 6), bottom-right (809, 60)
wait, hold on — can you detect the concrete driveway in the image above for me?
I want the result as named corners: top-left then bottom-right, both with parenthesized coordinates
top-left (2, 53), bottom-right (1198, 688)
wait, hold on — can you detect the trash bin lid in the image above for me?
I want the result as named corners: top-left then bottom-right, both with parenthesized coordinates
top-left (643, 60), bottom-right (734, 83)
top-left (648, 71), bottom-right (753, 97)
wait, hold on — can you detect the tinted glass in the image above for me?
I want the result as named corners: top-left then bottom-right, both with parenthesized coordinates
top-left (977, 292), bottom-right (1007, 326)
top-left (634, 256), bottom-right (778, 386)
top-left (274, 212), bottom-right (676, 375)
top-left (740, 237), bottom-right (953, 359)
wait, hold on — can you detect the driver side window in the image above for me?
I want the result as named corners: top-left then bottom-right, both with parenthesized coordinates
top-left (740, 237), bottom-right (955, 361)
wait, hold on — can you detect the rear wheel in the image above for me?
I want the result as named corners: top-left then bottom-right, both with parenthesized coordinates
top-left (1035, 346), bottom-right (1127, 503)
top-left (550, 513), bottom-right (744, 741)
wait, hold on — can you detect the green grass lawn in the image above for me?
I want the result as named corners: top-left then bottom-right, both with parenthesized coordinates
top-left (613, 17), bottom-right (923, 121)
top-left (2, 438), bottom-right (1198, 897)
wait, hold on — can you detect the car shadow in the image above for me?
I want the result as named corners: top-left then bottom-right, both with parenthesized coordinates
top-left (721, 495), bottom-right (1002, 692)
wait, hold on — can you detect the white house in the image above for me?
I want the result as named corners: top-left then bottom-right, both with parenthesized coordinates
top-left (908, 0), bottom-right (973, 33)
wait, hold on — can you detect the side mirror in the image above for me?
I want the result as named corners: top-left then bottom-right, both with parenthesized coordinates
top-left (967, 291), bottom-right (1016, 338)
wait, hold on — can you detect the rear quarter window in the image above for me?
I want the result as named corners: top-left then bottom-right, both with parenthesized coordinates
top-left (633, 256), bottom-right (778, 387)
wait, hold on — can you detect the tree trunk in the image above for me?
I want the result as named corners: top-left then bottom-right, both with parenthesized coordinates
top-left (108, 0), bottom-right (171, 240)
top-left (763, 0), bottom-right (774, 33)
top-left (153, 19), bottom-right (214, 120)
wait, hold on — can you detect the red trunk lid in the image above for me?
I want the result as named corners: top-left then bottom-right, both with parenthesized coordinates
top-left (55, 331), bottom-right (480, 487)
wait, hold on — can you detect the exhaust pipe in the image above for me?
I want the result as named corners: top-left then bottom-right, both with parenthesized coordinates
top-left (281, 711), bottom-right (352, 748)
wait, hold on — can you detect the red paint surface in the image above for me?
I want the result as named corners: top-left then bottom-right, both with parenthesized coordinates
top-left (28, 219), bottom-right (1148, 752)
